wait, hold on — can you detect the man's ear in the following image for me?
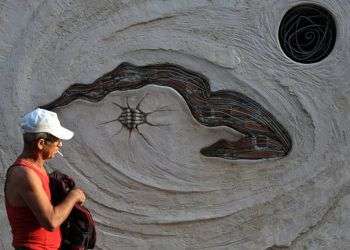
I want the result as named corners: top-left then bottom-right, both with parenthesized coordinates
top-left (37, 138), bottom-right (46, 150)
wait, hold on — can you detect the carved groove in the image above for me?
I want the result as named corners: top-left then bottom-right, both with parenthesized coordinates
top-left (40, 62), bottom-right (292, 160)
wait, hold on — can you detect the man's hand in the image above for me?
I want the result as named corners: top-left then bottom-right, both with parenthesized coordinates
top-left (69, 188), bottom-right (86, 205)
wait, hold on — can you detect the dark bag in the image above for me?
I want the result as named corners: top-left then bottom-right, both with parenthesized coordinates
top-left (49, 170), bottom-right (96, 250)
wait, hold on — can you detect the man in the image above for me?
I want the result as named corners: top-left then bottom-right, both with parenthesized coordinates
top-left (4, 108), bottom-right (86, 250)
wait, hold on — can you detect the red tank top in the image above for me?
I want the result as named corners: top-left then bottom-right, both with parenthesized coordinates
top-left (5, 159), bottom-right (61, 250)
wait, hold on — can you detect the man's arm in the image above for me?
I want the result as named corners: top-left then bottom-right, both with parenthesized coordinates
top-left (13, 167), bottom-right (85, 231)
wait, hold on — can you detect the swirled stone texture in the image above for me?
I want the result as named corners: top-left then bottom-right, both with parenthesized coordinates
top-left (1, 0), bottom-right (350, 249)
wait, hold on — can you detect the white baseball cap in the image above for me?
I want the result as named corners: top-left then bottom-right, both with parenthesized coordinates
top-left (20, 108), bottom-right (74, 140)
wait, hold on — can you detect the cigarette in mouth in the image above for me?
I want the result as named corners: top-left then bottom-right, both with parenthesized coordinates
top-left (57, 151), bottom-right (63, 157)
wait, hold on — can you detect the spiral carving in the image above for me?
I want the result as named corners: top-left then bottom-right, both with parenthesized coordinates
top-left (278, 4), bottom-right (336, 63)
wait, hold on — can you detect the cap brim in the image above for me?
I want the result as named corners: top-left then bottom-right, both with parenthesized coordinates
top-left (50, 126), bottom-right (74, 140)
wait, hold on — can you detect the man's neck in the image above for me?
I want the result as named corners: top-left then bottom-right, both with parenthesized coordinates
top-left (18, 151), bottom-right (46, 170)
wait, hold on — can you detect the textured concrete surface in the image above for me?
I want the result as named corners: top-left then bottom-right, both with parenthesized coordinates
top-left (0, 0), bottom-right (350, 249)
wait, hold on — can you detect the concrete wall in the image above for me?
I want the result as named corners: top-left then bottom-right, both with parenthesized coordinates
top-left (0, 0), bottom-right (349, 249)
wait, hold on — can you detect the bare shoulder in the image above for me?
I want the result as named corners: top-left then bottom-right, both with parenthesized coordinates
top-left (7, 165), bottom-right (41, 190)
top-left (5, 165), bottom-right (43, 207)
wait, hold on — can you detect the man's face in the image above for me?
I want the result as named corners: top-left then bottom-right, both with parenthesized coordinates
top-left (41, 138), bottom-right (62, 160)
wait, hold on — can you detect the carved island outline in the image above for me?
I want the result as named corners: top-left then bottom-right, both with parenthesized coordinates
top-left (40, 62), bottom-right (292, 160)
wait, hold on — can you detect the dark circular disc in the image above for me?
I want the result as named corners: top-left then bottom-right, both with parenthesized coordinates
top-left (278, 4), bottom-right (336, 64)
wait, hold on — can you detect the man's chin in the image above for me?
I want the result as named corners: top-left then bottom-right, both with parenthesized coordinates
top-left (45, 154), bottom-right (56, 160)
